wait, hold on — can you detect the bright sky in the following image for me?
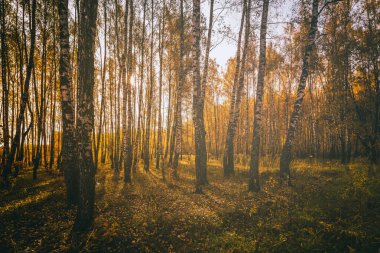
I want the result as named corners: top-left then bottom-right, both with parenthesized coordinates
top-left (206, 0), bottom-right (295, 70)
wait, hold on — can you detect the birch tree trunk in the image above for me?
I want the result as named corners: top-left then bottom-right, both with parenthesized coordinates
top-left (143, 0), bottom-right (154, 171)
top-left (33, 0), bottom-right (48, 179)
top-left (229, 0), bottom-right (251, 175)
top-left (125, 0), bottom-right (134, 182)
top-left (223, 0), bottom-right (246, 177)
top-left (201, 0), bottom-right (214, 101)
top-left (122, 0), bottom-right (130, 181)
top-left (279, 0), bottom-right (319, 185)
top-left (49, 7), bottom-right (58, 172)
top-left (248, 0), bottom-right (269, 192)
top-left (156, 1), bottom-right (165, 171)
top-left (95, 0), bottom-right (107, 170)
top-left (233, 0), bottom-right (251, 148)
top-left (192, 0), bottom-right (207, 193)
top-left (114, 0), bottom-right (122, 173)
top-left (58, 0), bottom-right (79, 206)
top-left (164, 68), bottom-right (172, 161)
top-left (173, 0), bottom-right (185, 178)
top-left (73, 0), bottom-right (98, 231)
top-left (112, 0), bottom-right (119, 173)
top-left (198, 0), bottom-right (215, 182)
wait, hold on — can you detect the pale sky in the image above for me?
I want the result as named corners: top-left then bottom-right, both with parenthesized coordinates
top-left (206, 0), bottom-right (295, 69)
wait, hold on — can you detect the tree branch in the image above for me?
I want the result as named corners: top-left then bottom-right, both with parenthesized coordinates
top-left (318, 0), bottom-right (343, 16)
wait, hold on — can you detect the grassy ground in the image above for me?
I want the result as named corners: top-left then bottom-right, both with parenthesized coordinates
top-left (0, 159), bottom-right (379, 252)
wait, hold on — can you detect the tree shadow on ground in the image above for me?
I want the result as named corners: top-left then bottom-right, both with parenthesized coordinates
top-left (0, 162), bottom-right (379, 252)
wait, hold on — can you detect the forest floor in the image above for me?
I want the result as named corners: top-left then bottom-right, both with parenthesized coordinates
top-left (0, 158), bottom-right (379, 252)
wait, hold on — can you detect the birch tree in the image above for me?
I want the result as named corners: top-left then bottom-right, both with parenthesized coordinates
top-left (74, 0), bottom-right (99, 231)
top-left (156, 0), bottom-right (165, 171)
top-left (173, 0), bottom-right (185, 178)
top-left (58, 0), bottom-right (79, 205)
top-left (279, 0), bottom-right (319, 185)
top-left (122, 0), bottom-right (130, 181)
top-left (143, 0), bottom-right (154, 171)
top-left (248, 0), bottom-right (269, 192)
top-left (192, 0), bottom-right (207, 193)
top-left (125, 0), bottom-right (134, 182)
top-left (223, 0), bottom-right (246, 177)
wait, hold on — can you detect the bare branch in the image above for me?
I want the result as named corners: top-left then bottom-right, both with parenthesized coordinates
top-left (318, 0), bottom-right (343, 16)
